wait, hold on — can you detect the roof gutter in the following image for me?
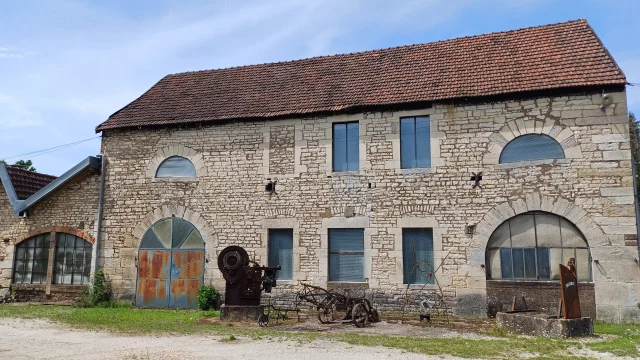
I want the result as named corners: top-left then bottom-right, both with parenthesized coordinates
top-left (0, 163), bottom-right (25, 213)
top-left (0, 156), bottom-right (102, 216)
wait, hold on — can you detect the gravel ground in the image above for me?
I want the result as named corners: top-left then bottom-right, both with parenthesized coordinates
top-left (0, 318), bottom-right (464, 360)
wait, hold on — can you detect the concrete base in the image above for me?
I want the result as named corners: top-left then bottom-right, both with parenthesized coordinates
top-left (220, 305), bottom-right (264, 322)
top-left (496, 311), bottom-right (593, 338)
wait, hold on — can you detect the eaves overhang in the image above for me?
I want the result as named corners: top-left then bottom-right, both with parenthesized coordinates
top-left (0, 156), bottom-right (102, 216)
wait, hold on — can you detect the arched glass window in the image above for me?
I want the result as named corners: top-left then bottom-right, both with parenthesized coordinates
top-left (155, 156), bottom-right (196, 178)
top-left (53, 233), bottom-right (93, 285)
top-left (499, 134), bottom-right (565, 164)
top-left (13, 234), bottom-right (50, 284)
top-left (486, 212), bottom-right (591, 282)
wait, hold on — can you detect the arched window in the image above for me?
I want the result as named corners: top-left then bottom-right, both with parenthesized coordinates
top-left (486, 212), bottom-right (591, 282)
top-left (53, 233), bottom-right (93, 285)
top-left (499, 134), bottom-right (564, 164)
top-left (13, 234), bottom-right (50, 284)
top-left (155, 156), bottom-right (196, 178)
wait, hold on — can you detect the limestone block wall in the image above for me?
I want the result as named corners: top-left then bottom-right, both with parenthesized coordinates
top-left (98, 89), bottom-right (640, 322)
top-left (0, 174), bottom-right (100, 298)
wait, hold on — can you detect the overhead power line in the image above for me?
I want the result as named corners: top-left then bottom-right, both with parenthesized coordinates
top-left (0, 136), bottom-right (102, 162)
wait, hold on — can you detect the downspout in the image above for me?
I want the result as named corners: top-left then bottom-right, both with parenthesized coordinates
top-left (93, 154), bottom-right (107, 274)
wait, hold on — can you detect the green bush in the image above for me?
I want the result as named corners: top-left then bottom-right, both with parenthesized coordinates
top-left (197, 284), bottom-right (220, 311)
top-left (76, 269), bottom-right (113, 308)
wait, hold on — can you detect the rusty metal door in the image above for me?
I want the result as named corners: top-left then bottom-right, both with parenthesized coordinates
top-left (169, 250), bottom-right (204, 308)
top-left (136, 218), bottom-right (205, 308)
top-left (136, 250), bottom-right (171, 307)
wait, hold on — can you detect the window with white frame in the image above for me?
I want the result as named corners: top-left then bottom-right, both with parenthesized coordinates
top-left (332, 122), bottom-right (359, 171)
top-left (486, 212), bottom-right (591, 282)
top-left (400, 116), bottom-right (431, 169)
top-left (328, 229), bottom-right (364, 282)
top-left (268, 229), bottom-right (293, 281)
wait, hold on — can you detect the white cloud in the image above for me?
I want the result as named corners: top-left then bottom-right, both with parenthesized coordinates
top-left (0, 46), bottom-right (37, 59)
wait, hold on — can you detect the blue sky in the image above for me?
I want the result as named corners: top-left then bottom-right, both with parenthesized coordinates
top-left (0, 0), bottom-right (638, 175)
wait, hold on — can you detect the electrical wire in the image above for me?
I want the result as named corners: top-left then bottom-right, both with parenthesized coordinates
top-left (0, 136), bottom-right (101, 162)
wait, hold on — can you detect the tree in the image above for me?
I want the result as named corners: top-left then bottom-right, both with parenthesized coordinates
top-left (0, 159), bottom-right (37, 172)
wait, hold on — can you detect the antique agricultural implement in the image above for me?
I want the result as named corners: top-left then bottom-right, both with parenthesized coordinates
top-left (297, 283), bottom-right (380, 327)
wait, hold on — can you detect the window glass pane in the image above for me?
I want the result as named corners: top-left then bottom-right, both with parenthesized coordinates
top-left (402, 228), bottom-right (434, 284)
top-left (535, 214), bottom-right (561, 247)
top-left (509, 214), bottom-right (536, 247)
top-left (346, 122), bottom-right (359, 171)
top-left (171, 218), bottom-right (195, 249)
top-left (328, 229), bottom-right (364, 252)
top-left (488, 221), bottom-right (511, 248)
top-left (329, 254), bottom-right (364, 282)
top-left (400, 118), bottom-right (416, 169)
top-left (329, 229), bottom-right (364, 282)
top-left (26, 238), bottom-right (35, 247)
top-left (140, 229), bottom-right (165, 249)
top-left (268, 229), bottom-right (293, 281)
top-left (549, 248), bottom-right (563, 280)
top-left (499, 134), bottom-right (565, 163)
top-left (23, 271), bottom-right (32, 284)
top-left (523, 248), bottom-right (537, 279)
top-left (536, 248), bottom-right (550, 280)
top-left (576, 248), bottom-right (591, 282)
top-left (32, 272), bottom-right (42, 284)
top-left (560, 219), bottom-right (587, 248)
top-left (487, 249), bottom-right (501, 279)
top-left (500, 249), bottom-right (513, 279)
top-left (332, 123), bottom-right (347, 172)
top-left (512, 248), bottom-right (525, 278)
top-left (415, 117), bottom-right (431, 168)
top-left (152, 219), bottom-right (172, 249)
top-left (155, 156), bottom-right (196, 178)
top-left (16, 246), bottom-right (26, 260)
top-left (180, 230), bottom-right (205, 249)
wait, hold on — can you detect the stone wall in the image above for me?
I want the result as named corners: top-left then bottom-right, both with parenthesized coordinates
top-left (97, 89), bottom-right (640, 322)
top-left (0, 173), bottom-right (100, 300)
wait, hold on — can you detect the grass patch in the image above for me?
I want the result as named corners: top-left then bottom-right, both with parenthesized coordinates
top-left (587, 322), bottom-right (640, 357)
top-left (0, 305), bottom-right (637, 359)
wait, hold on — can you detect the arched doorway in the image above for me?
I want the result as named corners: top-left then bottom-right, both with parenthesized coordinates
top-left (135, 217), bottom-right (205, 308)
top-left (485, 211), bottom-right (595, 317)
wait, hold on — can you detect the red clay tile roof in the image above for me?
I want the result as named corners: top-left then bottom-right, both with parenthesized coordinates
top-left (96, 19), bottom-right (626, 132)
top-left (4, 166), bottom-right (57, 200)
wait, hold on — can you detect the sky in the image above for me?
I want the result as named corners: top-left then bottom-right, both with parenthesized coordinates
top-left (0, 0), bottom-right (639, 176)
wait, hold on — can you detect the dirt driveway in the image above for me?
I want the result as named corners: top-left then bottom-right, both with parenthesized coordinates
top-left (0, 318), bottom-right (463, 360)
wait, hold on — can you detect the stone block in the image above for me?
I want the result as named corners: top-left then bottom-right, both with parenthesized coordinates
top-left (496, 312), bottom-right (593, 338)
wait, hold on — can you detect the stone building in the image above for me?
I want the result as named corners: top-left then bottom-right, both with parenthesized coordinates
top-left (1, 20), bottom-right (639, 322)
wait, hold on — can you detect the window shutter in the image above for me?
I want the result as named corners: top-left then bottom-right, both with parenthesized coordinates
top-left (499, 134), bottom-right (565, 163)
top-left (268, 229), bottom-right (293, 280)
top-left (328, 229), bottom-right (364, 282)
top-left (402, 228), bottom-right (434, 284)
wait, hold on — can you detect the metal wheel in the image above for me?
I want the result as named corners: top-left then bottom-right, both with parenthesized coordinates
top-left (352, 303), bottom-right (368, 328)
top-left (258, 314), bottom-right (269, 327)
top-left (317, 308), bottom-right (333, 324)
